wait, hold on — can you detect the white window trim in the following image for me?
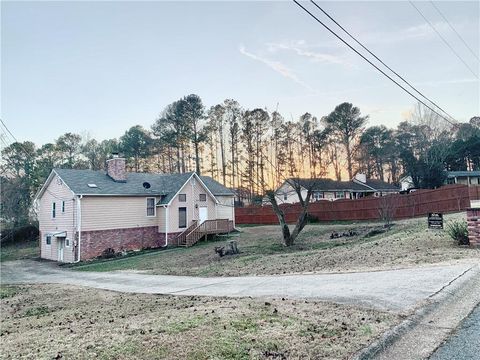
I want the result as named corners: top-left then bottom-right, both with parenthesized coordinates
top-left (65, 238), bottom-right (70, 247)
top-left (46, 234), bottom-right (52, 246)
top-left (199, 193), bottom-right (207, 202)
top-left (146, 197), bottom-right (156, 217)
top-left (179, 193), bottom-right (187, 202)
top-left (52, 202), bottom-right (56, 219)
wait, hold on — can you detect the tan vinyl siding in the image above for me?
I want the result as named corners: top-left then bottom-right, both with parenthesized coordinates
top-left (157, 206), bottom-right (166, 233)
top-left (167, 176), bottom-right (216, 233)
top-left (81, 196), bottom-right (158, 231)
top-left (38, 174), bottom-right (76, 263)
top-left (216, 195), bottom-right (235, 221)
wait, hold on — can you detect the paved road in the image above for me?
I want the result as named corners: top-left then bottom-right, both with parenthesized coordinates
top-left (429, 304), bottom-right (480, 360)
top-left (1, 260), bottom-right (477, 313)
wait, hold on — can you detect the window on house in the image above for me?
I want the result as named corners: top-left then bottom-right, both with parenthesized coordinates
top-left (335, 192), bottom-right (345, 199)
top-left (199, 194), bottom-right (207, 202)
top-left (62, 201), bottom-right (65, 213)
top-left (313, 191), bottom-right (324, 200)
top-left (46, 235), bottom-right (51, 245)
top-left (283, 193), bottom-right (288, 200)
top-left (52, 202), bottom-right (56, 218)
top-left (146, 198), bottom-right (156, 217)
top-left (179, 207), bottom-right (187, 228)
top-left (179, 194), bottom-right (186, 202)
top-left (65, 238), bottom-right (70, 247)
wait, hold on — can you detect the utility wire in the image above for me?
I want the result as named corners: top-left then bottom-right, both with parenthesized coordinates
top-left (292, 0), bottom-right (458, 127)
top-left (429, 1), bottom-right (479, 62)
top-left (409, 1), bottom-right (478, 79)
top-left (310, 0), bottom-right (457, 124)
top-left (0, 118), bottom-right (18, 142)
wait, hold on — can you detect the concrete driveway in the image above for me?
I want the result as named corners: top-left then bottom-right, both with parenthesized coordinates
top-left (1, 260), bottom-right (478, 313)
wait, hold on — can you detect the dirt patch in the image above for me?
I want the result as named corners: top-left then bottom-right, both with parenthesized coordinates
top-left (71, 213), bottom-right (479, 276)
top-left (0, 284), bottom-right (399, 359)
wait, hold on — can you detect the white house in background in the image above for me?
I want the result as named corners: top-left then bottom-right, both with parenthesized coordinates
top-left (34, 156), bottom-right (235, 263)
top-left (445, 171), bottom-right (480, 186)
top-left (400, 175), bottom-right (415, 191)
top-left (275, 173), bottom-right (400, 204)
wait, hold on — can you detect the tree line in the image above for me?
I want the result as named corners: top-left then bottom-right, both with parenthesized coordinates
top-left (1, 93), bottom-right (479, 228)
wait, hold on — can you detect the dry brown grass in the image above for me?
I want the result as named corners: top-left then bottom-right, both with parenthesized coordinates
top-left (0, 284), bottom-right (399, 359)
top-left (72, 213), bottom-right (479, 276)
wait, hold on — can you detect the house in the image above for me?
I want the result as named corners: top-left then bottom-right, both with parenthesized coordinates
top-left (275, 173), bottom-right (399, 204)
top-left (399, 175), bottom-right (415, 191)
top-left (34, 156), bottom-right (235, 263)
top-left (445, 171), bottom-right (480, 186)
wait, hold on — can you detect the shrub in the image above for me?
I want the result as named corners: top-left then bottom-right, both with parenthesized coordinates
top-left (446, 221), bottom-right (469, 245)
top-left (101, 248), bottom-right (116, 259)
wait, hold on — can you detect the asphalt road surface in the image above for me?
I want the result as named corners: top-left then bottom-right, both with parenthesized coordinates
top-left (429, 304), bottom-right (480, 360)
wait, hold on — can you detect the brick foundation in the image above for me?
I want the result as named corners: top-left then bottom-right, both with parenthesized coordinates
top-left (81, 227), bottom-right (179, 260)
top-left (467, 208), bottom-right (480, 247)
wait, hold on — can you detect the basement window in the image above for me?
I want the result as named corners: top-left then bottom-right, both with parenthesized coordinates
top-left (87, 184), bottom-right (98, 188)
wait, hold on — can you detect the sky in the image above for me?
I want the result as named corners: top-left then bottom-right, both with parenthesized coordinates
top-left (1, 1), bottom-right (479, 146)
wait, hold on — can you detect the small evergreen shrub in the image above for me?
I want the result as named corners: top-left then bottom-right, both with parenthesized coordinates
top-left (446, 221), bottom-right (469, 245)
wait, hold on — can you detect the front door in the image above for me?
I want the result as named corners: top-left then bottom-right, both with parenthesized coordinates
top-left (199, 207), bottom-right (208, 224)
top-left (57, 237), bottom-right (64, 262)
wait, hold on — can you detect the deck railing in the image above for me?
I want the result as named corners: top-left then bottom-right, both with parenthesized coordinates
top-left (182, 219), bottom-right (234, 247)
top-left (175, 220), bottom-right (198, 246)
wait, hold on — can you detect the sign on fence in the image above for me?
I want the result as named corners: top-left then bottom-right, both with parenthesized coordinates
top-left (428, 212), bottom-right (443, 229)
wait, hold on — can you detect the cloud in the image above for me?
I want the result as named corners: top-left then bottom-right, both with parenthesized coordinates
top-left (266, 41), bottom-right (351, 66)
top-left (361, 21), bottom-right (454, 45)
top-left (238, 45), bottom-right (314, 91)
top-left (414, 78), bottom-right (479, 87)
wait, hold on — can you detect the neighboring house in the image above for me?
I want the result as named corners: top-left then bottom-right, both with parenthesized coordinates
top-left (275, 173), bottom-right (400, 204)
top-left (34, 156), bottom-right (235, 263)
top-left (399, 175), bottom-right (415, 191)
top-left (445, 171), bottom-right (480, 186)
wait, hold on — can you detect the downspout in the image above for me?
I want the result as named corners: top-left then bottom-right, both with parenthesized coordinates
top-left (75, 195), bottom-right (83, 263)
top-left (163, 205), bottom-right (169, 247)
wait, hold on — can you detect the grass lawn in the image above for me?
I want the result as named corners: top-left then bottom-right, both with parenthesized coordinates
top-left (69, 212), bottom-right (478, 276)
top-left (0, 284), bottom-right (400, 359)
top-left (0, 241), bottom-right (39, 263)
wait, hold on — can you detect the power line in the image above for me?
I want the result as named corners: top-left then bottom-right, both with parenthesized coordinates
top-left (429, 1), bottom-right (479, 62)
top-left (409, 1), bottom-right (478, 79)
top-left (310, 0), bottom-right (457, 124)
top-left (0, 118), bottom-right (18, 142)
top-left (291, 0), bottom-right (458, 127)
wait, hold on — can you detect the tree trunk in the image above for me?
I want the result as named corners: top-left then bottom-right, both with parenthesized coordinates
top-left (346, 143), bottom-right (353, 179)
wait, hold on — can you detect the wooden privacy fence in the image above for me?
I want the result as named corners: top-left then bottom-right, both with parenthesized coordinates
top-left (235, 185), bottom-right (480, 225)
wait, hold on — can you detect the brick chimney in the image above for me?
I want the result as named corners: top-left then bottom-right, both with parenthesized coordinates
top-left (106, 153), bottom-right (127, 182)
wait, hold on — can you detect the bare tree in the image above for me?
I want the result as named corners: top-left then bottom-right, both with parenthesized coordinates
top-left (377, 194), bottom-right (398, 228)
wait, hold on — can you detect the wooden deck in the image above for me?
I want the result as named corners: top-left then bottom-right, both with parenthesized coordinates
top-left (176, 219), bottom-right (234, 247)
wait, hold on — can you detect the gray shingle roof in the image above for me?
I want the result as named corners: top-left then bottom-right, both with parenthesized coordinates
top-left (284, 178), bottom-right (399, 192)
top-left (53, 169), bottom-right (233, 204)
top-left (447, 171), bottom-right (480, 177)
top-left (200, 176), bottom-right (235, 196)
top-left (363, 179), bottom-right (400, 191)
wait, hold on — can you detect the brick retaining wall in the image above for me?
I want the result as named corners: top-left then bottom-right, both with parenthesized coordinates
top-left (81, 226), bottom-right (179, 260)
top-left (467, 208), bottom-right (480, 247)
